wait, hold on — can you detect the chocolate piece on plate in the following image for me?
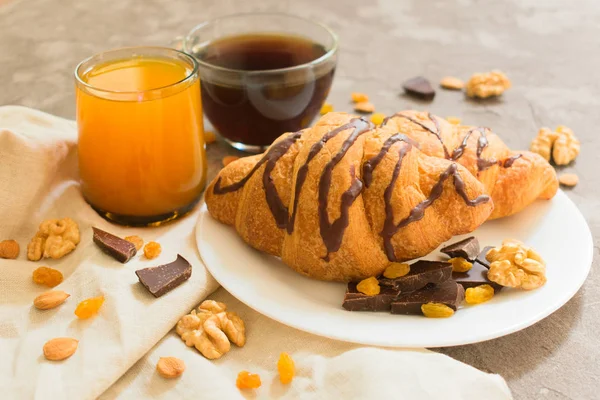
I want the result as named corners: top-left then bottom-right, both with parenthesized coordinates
top-left (93, 227), bottom-right (137, 263)
top-left (453, 261), bottom-right (503, 292)
top-left (402, 76), bottom-right (436, 101)
top-left (476, 246), bottom-right (495, 268)
top-left (379, 260), bottom-right (451, 293)
top-left (342, 282), bottom-right (400, 312)
top-left (136, 254), bottom-right (192, 298)
top-left (391, 280), bottom-right (465, 315)
top-left (440, 236), bottom-right (480, 261)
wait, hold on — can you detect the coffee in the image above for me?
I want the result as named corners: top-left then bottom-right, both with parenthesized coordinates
top-left (193, 33), bottom-right (335, 149)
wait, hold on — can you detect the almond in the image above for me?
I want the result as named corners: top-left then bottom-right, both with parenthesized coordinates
top-left (157, 357), bottom-right (186, 378)
top-left (34, 290), bottom-right (70, 310)
top-left (353, 101), bottom-right (375, 113)
top-left (43, 337), bottom-right (78, 361)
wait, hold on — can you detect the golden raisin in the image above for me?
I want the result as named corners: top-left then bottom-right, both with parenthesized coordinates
top-left (204, 130), bottom-right (217, 144)
top-left (0, 239), bottom-right (20, 259)
top-left (74, 296), bottom-right (105, 319)
top-left (446, 116), bottom-right (461, 125)
top-left (351, 92), bottom-right (369, 103)
top-left (124, 235), bottom-right (144, 251)
top-left (356, 277), bottom-right (380, 296)
top-left (465, 284), bottom-right (495, 305)
top-left (320, 103), bottom-right (334, 115)
top-left (448, 257), bottom-right (472, 272)
top-left (32, 266), bottom-right (63, 288)
top-left (277, 352), bottom-right (295, 384)
top-left (383, 263), bottom-right (410, 279)
top-left (370, 112), bottom-right (386, 126)
top-left (144, 241), bottom-right (161, 259)
top-left (354, 101), bottom-right (375, 113)
top-left (222, 156), bottom-right (239, 167)
top-left (421, 302), bottom-right (455, 318)
top-left (236, 370), bottom-right (262, 389)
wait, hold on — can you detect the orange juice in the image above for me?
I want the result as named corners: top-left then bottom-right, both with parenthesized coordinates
top-left (76, 48), bottom-right (206, 225)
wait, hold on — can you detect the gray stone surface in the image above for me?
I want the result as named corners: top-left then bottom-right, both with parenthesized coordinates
top-left (1, 0), bottom-right (598, 398)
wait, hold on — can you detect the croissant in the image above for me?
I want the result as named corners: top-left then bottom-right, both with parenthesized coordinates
top-left (205, 112), bottom-right (493, 282)
top-left (381, 111), bottom-right (558, 219)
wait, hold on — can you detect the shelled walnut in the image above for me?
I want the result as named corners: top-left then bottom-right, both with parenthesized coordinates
top-left (175, 300), bottom-right (245, 360)
top-left (465, 70), bottom-right (511, 98)
top-left (486, 239), bottom-right (546, 290)
top-left (27, 218), bottom-right (80, 261)
top-left (530, 125), bottom-right (580, 165)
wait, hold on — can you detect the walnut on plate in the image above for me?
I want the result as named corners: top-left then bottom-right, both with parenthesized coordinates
top-left (175, 300), bottom-right (245, 360)
top-left (486, 239), bottom-right (546, 290)
top-left (465, 70), bottom-right (511, 98)
top-left (27, 218), bottom-right (80, 261)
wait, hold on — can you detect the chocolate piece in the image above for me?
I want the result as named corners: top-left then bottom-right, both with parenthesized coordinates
top-left (402, 76), bottom-right (436, 101)
top-left (379, 260), bottom-right (452, 293)
top-left (476, 246), bottom-right (495, 268)
top-left (342, 282), bottom-right (400, 312)
top-left (453, 261), bottom-right (503, 292)
top-left (391, 280), bottom-right (464, 315)
top-left (92, 227), bottom-right (137, 263)
top-left (135, 254), bottom-right (192, 297)
top-left (440, 236), bottom-right (480, 261)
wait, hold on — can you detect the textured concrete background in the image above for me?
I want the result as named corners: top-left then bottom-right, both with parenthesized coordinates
top-left (1, 0), bottom-right (599, 398)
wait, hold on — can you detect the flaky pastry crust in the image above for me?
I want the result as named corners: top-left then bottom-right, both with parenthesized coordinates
top-left (206, 112), bottom-right (493, 282)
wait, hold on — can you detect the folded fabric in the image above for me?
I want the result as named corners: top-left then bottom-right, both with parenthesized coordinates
top-left (0, 106), bottom-right (512, 399)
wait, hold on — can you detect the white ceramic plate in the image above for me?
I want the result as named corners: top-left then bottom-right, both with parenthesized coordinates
top-left (195, 190), bottom-right (593, 347)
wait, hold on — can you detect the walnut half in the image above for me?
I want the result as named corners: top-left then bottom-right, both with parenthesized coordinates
top-left (175, 300), bottom-right (245, 360)
top-left (465, 70), bottom-right (511, 98)
top-left (486, 239), bottom-right (546, 290)
top-left (27, 218), bottom-right (80, 261)
top-left (530, 125), bottom-right (580, 165)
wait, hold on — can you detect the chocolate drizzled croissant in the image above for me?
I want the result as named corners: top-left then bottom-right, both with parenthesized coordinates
top-left (206, 113), bottom-right (493, 282)
top-left (382, 111), bottom-right (558, 219)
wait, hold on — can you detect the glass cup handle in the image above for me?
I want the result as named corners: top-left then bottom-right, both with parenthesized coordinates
top-left (168, 36), bottom-right (184, 51)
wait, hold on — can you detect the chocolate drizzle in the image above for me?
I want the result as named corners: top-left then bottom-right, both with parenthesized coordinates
top-left (362, 134), bottom-right (420, 188)
top-left (382, 112), bottom-right (450, 159)
top-left (474, 127), bottom-right (498, 171)
top-left (213, 131), bottom-right (302, 228)
top-left (502, 154), bottom-right (522, 168)
top-left (382, 163), bottom-right (490, 261)
top-left (287, 118), bottom-right (373, 238)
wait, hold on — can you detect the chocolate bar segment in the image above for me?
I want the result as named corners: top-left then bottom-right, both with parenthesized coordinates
top-left (379, 260), bottom-right (451, 293)
top-left (402, 76), bottom-right (436, 101)
top-left (440, 236), bottom-right (480, 261)
top-left (135, 254), bottom-right (192, 297)
top-left (476, 246), bottom-right (495, 268)
top-left (391, 280), bottom-right (464, 315)
top-left (93, 227), bottom-right (137, 263)
top-left (453, 261), bottom-right (502, 292)
top-left (342, 283), bottom-right (400, 312)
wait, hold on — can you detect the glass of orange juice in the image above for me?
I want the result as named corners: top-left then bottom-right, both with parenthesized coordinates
top-left (75, 47), bottom-right (206, 226)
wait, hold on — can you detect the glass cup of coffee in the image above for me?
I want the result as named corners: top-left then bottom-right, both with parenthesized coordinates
top-left (184, 13), bottom-right (338, 153)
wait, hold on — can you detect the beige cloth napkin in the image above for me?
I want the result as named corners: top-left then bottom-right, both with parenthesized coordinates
top-left (0, 106), bottom-right (512, 400)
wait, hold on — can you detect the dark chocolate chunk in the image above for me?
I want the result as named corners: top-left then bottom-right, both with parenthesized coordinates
top-left (342, 283), bottom-right (400, 312)
top-left (453, 261), bottom-right (502, 292)
top-left (391, 280), bottom-right (464, 315)
top-left (135, 254), bottom-right (192, 297)
top-left (379, 260), bottom-right (452, 293)
top-left (440, 236), bottom-right (480, 261)
top-left (476, 246), bottom-right (495, 268)
top-left (93, 227), bottom-right (137, 263)
top-left (402, 76), bottom-right (436, 100)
